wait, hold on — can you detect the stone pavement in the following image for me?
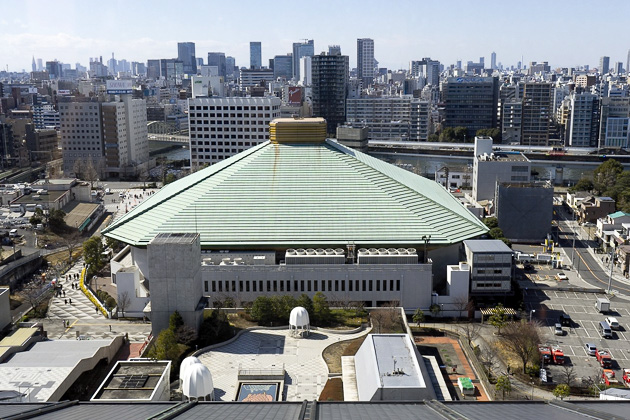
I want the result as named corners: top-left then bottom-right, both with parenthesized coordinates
top-left (47, 258), bottom-right (105, 321)
top-left (197, 328), bottom-right (368, 402)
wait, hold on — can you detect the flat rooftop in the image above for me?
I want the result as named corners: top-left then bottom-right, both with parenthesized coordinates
top-left (372, 335), bottom-right (424, 388)
top-left (92, 361), bottom-right (170, 401)
top-left (464, 239), bottom-right (513, 253)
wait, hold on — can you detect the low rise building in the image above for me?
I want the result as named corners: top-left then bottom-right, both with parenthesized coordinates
top-left (463, 239), bottom-right (513, 295)
top-left (578, 196), bottom-right (616, 224)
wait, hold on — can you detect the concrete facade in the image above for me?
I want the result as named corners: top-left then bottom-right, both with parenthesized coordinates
top-left (147, 233), bottom-right (204, 335)
top-left (495, 182), bottom-right (554, 243)
top-left (0, 287), bottom-right (10, 331)
top-left (463, 240), bottom-right (513, 295)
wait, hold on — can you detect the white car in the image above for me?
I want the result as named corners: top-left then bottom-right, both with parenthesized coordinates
top-left (605, 317), bottom-right (620, 330)
top-left (556, 272), bottom-right (568, 281)
top-left (585, 343), bottom-right (597, 356)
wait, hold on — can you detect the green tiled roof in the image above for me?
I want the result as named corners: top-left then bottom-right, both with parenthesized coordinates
top-left (103, 140), bottom-right (488, 248)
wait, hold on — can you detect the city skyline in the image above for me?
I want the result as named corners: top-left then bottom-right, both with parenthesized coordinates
top-left (2, 0), bottom-right (630, 73)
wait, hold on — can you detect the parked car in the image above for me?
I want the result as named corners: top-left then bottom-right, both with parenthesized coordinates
top-left (585, 343), bottom-right (597, 356)
top-left (605, 317), bottom-right (620, 330)
top-left (558, 313), bottom-right (572, 327)
top-left (556, 272), bottom-right (568, 281)
top-left (554, 323), bottom-right (564, 336)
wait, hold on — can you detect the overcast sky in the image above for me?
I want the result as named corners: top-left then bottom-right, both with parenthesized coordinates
top-left (2, 0), bottom-right (629, 72)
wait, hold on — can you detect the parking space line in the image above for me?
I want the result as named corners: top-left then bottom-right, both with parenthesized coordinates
top-left (620, 331), bottom-right (628, 341)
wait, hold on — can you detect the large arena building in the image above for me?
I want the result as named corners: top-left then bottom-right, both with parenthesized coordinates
top-left (103, 118), bottom-right (487, 333)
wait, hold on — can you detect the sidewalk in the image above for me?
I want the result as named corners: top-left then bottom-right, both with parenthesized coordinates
top-left (46, 257), bottom-right (105, 322)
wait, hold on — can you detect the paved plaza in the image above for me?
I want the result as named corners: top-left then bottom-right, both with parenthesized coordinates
top-left (197, 328), bottom-right (368, 402)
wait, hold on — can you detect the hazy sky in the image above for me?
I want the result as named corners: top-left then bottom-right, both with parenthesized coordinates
top-left (2, 0), bottom-right (630, 72)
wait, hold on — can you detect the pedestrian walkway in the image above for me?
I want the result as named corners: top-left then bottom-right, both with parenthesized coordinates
top-left (47, 258), bottom-right (105, 321)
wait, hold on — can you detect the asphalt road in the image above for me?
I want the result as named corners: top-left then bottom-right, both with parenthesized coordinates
top-left (556, 206), bottom-right (629, 295)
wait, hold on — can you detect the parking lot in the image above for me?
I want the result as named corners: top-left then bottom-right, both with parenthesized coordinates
top-left (525, 288), bottom-right (630, 385)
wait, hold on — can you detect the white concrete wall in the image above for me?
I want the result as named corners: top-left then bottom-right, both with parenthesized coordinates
top-left (116, 267), bottom-right (149, 317)
top-left (0, 287), bottom-right (10, 330)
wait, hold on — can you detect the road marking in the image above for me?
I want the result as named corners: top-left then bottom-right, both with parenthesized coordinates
top-left (620, 331), bottom-right (627, 341)
top-left (65, 319), bottom-right (78, 332)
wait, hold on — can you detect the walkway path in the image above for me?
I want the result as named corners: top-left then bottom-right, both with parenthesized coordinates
top-left (46, 258), bottom-right (105, 321)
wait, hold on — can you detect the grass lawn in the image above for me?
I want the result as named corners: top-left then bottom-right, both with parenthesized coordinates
top-left (322, 334), bottom-right (368, 373)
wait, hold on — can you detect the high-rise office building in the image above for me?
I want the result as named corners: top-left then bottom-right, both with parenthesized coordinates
top-left (272, 55), bottom-right (293, 79)
top-left (521, 82), bottom-right (553, 146)
top-left (442, 77), bottom-right (499, 137)
top-left (59, 96), bottom-right (149, 177)
top-left (226, 56), bottom-right (236, 79)
top-left (357, 38), bottom-right (375, 87)
top-left (178, 42), bottom-right (197, 75)
top-left (46, 61), bottom-right (62, 79)
top-left (614, 62), bottom-right (623, 75)
top-left (600, 56), bottom-right (610, 74)
top-left (147, 59), bottom-right (161, 79)
top-left (292, 40), bottom-right (314, 81)
top-left (491, 52), bottom-right (497, 70)
top-left (312, 52), bottom-right (349, 136)
top-left (207, 52), bottom-right (226, 78)
top-left (188, 97), bottom-right (281, 168)
top-left (250, 42), bottom-right (262, 69)
top-left (160, 59), bottom-right (184, 84)
top-left (37, 58), bottom-right (43, 72)
top-left (328, 45), bottom-right (341, 55)
top-left (627, 49), bottom-right (630, 76)
top-left (31, 57), bottom-right (36, 73)
top-left (598, 97), bottom-right (630, 148)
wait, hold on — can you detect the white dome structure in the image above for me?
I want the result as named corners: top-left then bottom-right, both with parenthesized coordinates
top-left (179, 356), bottom-right (201, 382)
top-left (181, 362), bottom-right (215, 401)
top-left (289, 306), bottom-right (310, 337)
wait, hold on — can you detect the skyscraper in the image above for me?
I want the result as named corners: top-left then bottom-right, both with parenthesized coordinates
top-left (225, 56), bottom-right (236, 79)
top-left (521, 82), bottom-right (553, 146)
top-left (207, 52), bottom-right (226, 78)
top-left (600, 56), bottom-right (610, 74)
top-left (250, 42), bottom-right (262, 69)
top-left (627, 49), bottom-right (630, 76)
top-left (31, 57), bottom-right (36, 72)
top-left (292, 40), bottom-right (314, 81)
top-left (273, 55), bottom-right (293, 79)
top-left (442, 76), bottom-right (499, 137)
top-left (311, 52), bottom-right (349, 136)
top-left (491, 52), bottom-right (497, 70)
top-left (178, 42), bottom-right (197, 75)
top-left (357, 38), bottom-right (375, 87)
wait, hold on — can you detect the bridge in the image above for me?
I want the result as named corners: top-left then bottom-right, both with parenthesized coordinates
top-left (147, 121), bottom-right (189, 143)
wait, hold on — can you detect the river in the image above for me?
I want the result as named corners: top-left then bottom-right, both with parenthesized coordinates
top-left (153, 141), bottom-right (604, 184)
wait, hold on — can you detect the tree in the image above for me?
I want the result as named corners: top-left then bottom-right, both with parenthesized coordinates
top-left (488, 304), bottom-right (508, 335)
top-left (453, 296), bottom-right (473, 319)
top-left (61, 231), bottom-right (82, 264)
top-left (83, 236), bottom-right (104, 272)
top-left (164, 173), bottom-right (177, 185)
top-left (479, 347), bottom-right (499, 379)
top-left (118, 291), bottom-right (131, 318)
top-left (29, 214), bottom-right (43, 227)
top-left (48, 209), bottom-right (68, 234)
top-left (454, 126), bottom-right (468, 142)
top-left (297, 294), bottom-right (314, 318)
top-left (313, 292), bottom-right (332, 325)
top-left (488, 227), bottom-right (505, 240)
top-left (560, 364), bottom-right (577, 387)
top-left (500, 319), bottom-right (541, 374)
top-left (460, 321), bottom-right (481, 347)
top-left (476, 128), bottom-right (502, 143)
top-left (73, 159), bottom-right (84, 180)
top-left (553, 384), bottom-right (570, 400)
top-left (569, 177), bottom-right (594, 193)
top-left (412, 309), bottom-right (425, 326)
top-left (84, 159), bottom-right (98, 189)
top-left (430, 303), bottom-right (441, 318)
top-left (495, 375), bottom-right (511, 400)
top-left (151, 328), bottom-right (180, 361)
top-left (250, 296), bottom-right (275, 326)
top-left (593, 159), bottom-right (623, 195)
top-left (483, 217), bottom-right (499, 229)
top-left (169, 310), bottom-right (184, 331)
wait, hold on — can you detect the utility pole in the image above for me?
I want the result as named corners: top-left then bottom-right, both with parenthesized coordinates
top-left (607, 248), bottom-right (615, 294)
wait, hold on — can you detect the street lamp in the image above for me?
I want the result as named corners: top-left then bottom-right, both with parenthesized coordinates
top-left (607, 248), bottom-right (615, 294)
top-left (529, 309), bottom-right (536, 322)
top-left (422, 235), bottom-right (431, 264)
top-left (531, 381), bottom-right (535, 400)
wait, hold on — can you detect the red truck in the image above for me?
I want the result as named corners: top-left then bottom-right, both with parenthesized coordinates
top-left (596, 350), bottom-right (613, 368)
top-left (539, 345), bottom-right (552, 365)
top-left (551, 347), bottom-right (565, 365)
top-left (602, 369), bottom-right (619, 386)
top-left (622, 369), bottom-right (630, 387)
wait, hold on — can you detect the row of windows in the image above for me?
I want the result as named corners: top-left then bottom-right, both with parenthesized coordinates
top-left (193, 148), bottom-right (245, 154)
top-left (190, 113), bottom-right (272, 119)
top-left (190, 105), bottom-right (276, 111)
top-left (191, 127), bottom-right (267, 132)
top-left (191, 120), bottom-right (270, 125)
top-left (474, 282), bottom-right (505, 288)
top-left (191, 134), bottom-right (266, 140)
top-left (205, 278), bottom-right (402, 294)
top-left (192, 141), bottom-right (253, 147)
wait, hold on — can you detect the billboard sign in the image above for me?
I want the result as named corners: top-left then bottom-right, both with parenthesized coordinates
top-left (57, 90), bottom-right (71, 95)
top-left (287, 86), bottom-right (302, 105)
top-left (106, 80), bottom-right (133, 94)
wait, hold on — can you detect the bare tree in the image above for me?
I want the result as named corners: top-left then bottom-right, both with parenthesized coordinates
top-left (453, 296), bottom-right (474, 319)
top-left (460, 321), bottom-right (481, 346)
top-left (118, 291), bottom-right (131, 318)
top-left (479, 347), bottom-right (500, 379)
top-left (560, 364), bottom-right (577, 387)
top-left (61, 231), bottom-right (83, 265)
top-left (501, 319), bottom-right (542, 374)
top-left (370, 309), bottom-right (388, 333)
top-left (73, 159), bottom-right (84, 180)
top-left (84, 160), bottom-right (98, 189)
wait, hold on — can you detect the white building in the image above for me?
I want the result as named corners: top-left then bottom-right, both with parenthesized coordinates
top-left (472, 136), bottom-right (531, 203)
top-left (188, 97), bottom-right (281, 167)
